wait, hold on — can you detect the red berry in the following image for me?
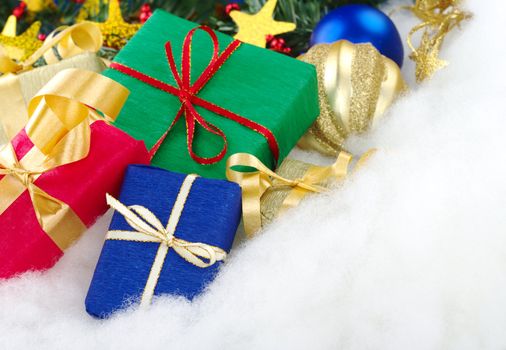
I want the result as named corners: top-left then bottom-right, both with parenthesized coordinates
top-left (19, 1), bottom-right (27, 9)
top-left (266, 34), bottom-right (291, 55)
top-left (12, 7), bottom-right (24, 18)
top-left (139, 11), bottom-right (152, 23)
top-left (269, 38), bottom-right (282, 48)
top-left (225, 3), bottom-right (240, 16)
top-left (38, 33), bottom-right (47, 41)
top-left (141, 4), bottom-right (151, 13)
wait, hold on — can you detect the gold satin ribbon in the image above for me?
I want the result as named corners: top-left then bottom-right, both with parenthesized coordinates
top-left (0, 22), bottom-right (102, 74)
top-left (0, 22), bottom-right (103, 141)
top-left (226, 150), bottom-right (375, 237)
top-left (0, 72), bottom-right (27, 140)
top-left (0, 68), bottom-right (129, 250)
top-left (105, 175), bottom-right (227, 308)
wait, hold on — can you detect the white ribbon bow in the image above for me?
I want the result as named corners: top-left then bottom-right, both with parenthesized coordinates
top-left (105, 175), bottom-right (226, 307)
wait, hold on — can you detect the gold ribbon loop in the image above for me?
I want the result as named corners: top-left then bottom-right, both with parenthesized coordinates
top-left (227, 150), bottom-right (374, 236)
top-left (0, 22), bottom-right (102, 75)
top-left (25, 68), bottom-right (129, 154)
top-left (0, 68), bottom-right (130, 250)
top-left (43, 23), bottom-right (103, 65)
top-left (105, 175), bottom-right (227, 307)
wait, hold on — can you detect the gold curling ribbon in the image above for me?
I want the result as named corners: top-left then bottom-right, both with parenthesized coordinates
top-left (298, 40), bottom-right (406, 156)
top-left (105, 176), bottom-right (227, 308)
top-left (0, 53), bottom-right (107, 143)
top-left (0, 22), bottom-right (103, 141)
top-left (403, 0), bottom-right (472, 82)
top-left (0, 21), bottom-right (102, 74)
top-left (0, 68), bottom-right (129, 250)
top-left (226, 150), bottom-right (376, 237)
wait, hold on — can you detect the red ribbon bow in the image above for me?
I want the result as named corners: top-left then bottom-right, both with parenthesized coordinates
top-left (111, 26), bottom-right (280, 166)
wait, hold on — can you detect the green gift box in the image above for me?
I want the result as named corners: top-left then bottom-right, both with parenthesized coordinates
top-left (104, 10), bottom-right (319, 179)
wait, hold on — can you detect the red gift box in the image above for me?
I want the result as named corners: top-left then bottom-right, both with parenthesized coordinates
top-left (0, 69), bottom-right (149, 279)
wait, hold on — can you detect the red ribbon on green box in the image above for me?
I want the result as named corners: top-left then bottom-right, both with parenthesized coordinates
top-left (111, 26), bottom-right (280, 166)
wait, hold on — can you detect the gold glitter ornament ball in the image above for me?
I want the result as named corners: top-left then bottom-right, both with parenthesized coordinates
top-left (298, 40), bottom-right (407, 156)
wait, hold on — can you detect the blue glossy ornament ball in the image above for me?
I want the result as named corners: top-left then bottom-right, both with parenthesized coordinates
top-left (310, 5), bottom-right (404, 67)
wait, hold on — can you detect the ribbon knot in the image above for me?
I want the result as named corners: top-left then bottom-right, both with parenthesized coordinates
top-left (105, 174), bottom-right (227, 307)
top-left (163, 234), bottom-right (174, 247)
top-left (284, 177), bottom-right (325, 193)
top-left (110, 25), bottom-right (280, 166)
top-left (178, 89), bottom-right (192, 103)
top-left (7, 166), bottom-right (37, 188)
top-left (0, 143), bottom-right (42, 189)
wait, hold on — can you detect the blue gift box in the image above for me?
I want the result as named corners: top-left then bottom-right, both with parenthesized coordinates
top-left (85, 165), bottom-right (242, 318)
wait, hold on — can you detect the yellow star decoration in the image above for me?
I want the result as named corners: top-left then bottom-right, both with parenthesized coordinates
top-left (93, 0), bottom-right (141, 49)
top-left (0, 15), bottom-right (41, 61)
top-left (230, 0), bottom-right (296, 48)
top-left (24, 0), bottom-right (54, 12)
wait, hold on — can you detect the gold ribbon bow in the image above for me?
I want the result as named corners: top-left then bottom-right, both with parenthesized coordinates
top-left (226, 151), bottom-right (375, 237)
top-left (0, 22), bottom-right (103, 141)
top-left (105, 174), bottom-right (227, 307)
top-left (0, 68), bottom-right (129, 250)
top-left (0, 22), bottom-right (102, 75)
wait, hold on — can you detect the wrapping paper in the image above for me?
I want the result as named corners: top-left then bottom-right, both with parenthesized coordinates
top-left (0, 121), bottom-right (149, 279)
top-left (85, 165), bottom-right (242, 318)
top-left (104, 10), bottom-right (319, 179)
top-left (0, 53), bottom-right (107, 144)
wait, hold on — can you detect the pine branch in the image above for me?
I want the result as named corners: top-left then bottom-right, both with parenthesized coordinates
top-left (211, 0), bottom-right (389, 56)
top-left (1, 0), bottom-right (388, 57)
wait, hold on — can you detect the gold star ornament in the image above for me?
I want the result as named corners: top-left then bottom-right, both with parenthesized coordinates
top-left (93, 0), bottom-right (141, 49)
top-left (410, 32), bottom-right (447, 82)
top-left (24, 0), bottom-right (54, 12)
top-left (0, 15), bottom-right (42, 61)
top-left (406, 0), bottom-right (471, 82)
top-left (230, 0), bottom-right (296, 48)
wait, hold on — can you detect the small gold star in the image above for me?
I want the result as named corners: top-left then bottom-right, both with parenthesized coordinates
top-left (230, 0), bottom-right (296, 48)
top-left (1, 15), bottom-right (17, 36)
top-left (406, 0), bottom-right (471, 83)
top-left (411, 32), bottom-right (447, 82)
top-left (0, 15), bottom-right (42, 61)
top-left (24, 0), bottom-right (54, 12)
top-left (95, 0), bottom-right (141, 49)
